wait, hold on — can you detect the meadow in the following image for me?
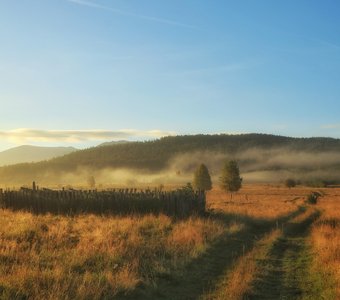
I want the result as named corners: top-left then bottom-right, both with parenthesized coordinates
top-left (0, 185), bottom-right (338, 299)
top-left (310, 189), bottom-right (340, 298)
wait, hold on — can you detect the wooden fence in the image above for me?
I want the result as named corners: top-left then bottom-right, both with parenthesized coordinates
top-left (0, 183), bottom-right (205, 217)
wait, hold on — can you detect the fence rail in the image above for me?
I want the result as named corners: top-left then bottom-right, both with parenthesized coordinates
top-left (0, 183), bottom-right (205, 217)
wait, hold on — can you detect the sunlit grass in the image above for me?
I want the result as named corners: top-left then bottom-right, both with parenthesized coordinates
top-left (0, 209), bottom-right (237, 299)
top-left (1, 184), bottom-right (338, 299)
top-left (310, 191), bottom-right (340, 298)
top-left (206, 185), bottom-right (311, 220)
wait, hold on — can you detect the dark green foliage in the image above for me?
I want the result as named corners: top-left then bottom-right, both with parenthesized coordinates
top-left (193, 164), bottom-right (212, 191)
top-left (0, 185), bottom-right (205, 218)
top-left (220, 160), bottom-right (242, 193)
top-left (285, 178), bottom-right (296, 188)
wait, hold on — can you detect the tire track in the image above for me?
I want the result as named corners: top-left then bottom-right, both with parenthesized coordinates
top-left (247, 208), bottom-right (321, 300)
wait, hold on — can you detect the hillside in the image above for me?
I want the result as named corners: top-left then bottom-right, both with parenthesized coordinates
top-left (0, 145), bottom-right (77, 167)
top-left (1, 134), bottom-right (340, 185)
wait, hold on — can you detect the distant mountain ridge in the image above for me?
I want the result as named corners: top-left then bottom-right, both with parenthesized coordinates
top-left (97, 140), bottom-right (131, 147)
top-left (1, 134), bottom-right (340, 184)
top-left (0, 145), bottom-right (77, 166)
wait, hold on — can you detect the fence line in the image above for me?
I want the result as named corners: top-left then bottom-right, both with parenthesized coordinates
top-left (0, 183), bottom-right (205, 217)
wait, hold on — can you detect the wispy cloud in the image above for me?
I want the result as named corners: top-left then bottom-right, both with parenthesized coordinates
top-left (321, 124), bottom-right (340, 129)
top-left (164, 60), bottom-right (261, 77)
top-left (66, 0), bottom-right (197, 29)
top-left (0, 129), bottom-right (175, 143)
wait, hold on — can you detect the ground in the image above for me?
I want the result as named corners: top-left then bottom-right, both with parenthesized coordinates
top-left (0, 185), bottom-right (339, 299)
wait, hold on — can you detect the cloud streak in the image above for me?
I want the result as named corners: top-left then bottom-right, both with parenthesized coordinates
top-left (321, 124), bottom-right (340, 129)
top-left (66, 0), bottom-right (197, 29)
top-left (0, 128), bottom-right (175, 143)
top-left (163, 60), bottom-right (261, 78)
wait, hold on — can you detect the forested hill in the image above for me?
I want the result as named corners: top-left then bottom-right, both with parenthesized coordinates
top-left (1, 133), bottom-right (340, 184)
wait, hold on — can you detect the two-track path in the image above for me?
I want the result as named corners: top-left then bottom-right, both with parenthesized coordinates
top-left (246, 208), bottom-right (322, 300)
top-left (117, 205), bottom-right (321, 300)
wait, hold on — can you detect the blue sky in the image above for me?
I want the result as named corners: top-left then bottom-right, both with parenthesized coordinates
top-left (0, 0), bottom-right (340, 150)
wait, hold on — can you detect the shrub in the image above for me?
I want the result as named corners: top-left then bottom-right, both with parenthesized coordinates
top-left (285, 178), bottom-right (296, 188)
top-left (307, 192), bottom-right (321, 204)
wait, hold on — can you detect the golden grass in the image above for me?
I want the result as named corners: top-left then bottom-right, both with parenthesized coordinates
top-left (310, 190), bottom-right (340, 298)
top-left (207, 185), bottom-right (312, 220)
top-left (0, 209), bottom-right (238, 299)
top-left (1, 184), bottom-right (338, 299)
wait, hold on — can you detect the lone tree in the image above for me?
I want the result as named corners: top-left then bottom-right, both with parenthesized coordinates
top-left (193, 164), bottom-right (212, 192)
top-left (220, 160), bottom-right (242, 197)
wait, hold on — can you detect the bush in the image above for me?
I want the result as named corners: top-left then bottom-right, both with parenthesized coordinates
top-left (285, 178), bottom-right (296, 188)
top-left (306, 192), bottom-right (321, 204)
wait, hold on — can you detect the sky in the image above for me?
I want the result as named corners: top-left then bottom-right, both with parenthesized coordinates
top-left (0, 0), bottom-right (340, 151)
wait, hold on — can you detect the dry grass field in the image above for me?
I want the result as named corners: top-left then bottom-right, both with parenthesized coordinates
top-left (207, 184), bottom-right (309, 219)
top-left (0, 210), bottom-right (237, 299)
top-left (0, 184), bottom-right (338, 299)
top-left (310, 190), bottom-right (340, 299)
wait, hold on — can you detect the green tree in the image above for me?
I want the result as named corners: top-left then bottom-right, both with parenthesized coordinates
top-left (193, 164), bottom-right (212, 191)
top-left (220, 160), bottom-right (242, 196)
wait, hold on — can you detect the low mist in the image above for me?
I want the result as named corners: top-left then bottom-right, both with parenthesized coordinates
top-left (1, 147), bottom-right (340, 188)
